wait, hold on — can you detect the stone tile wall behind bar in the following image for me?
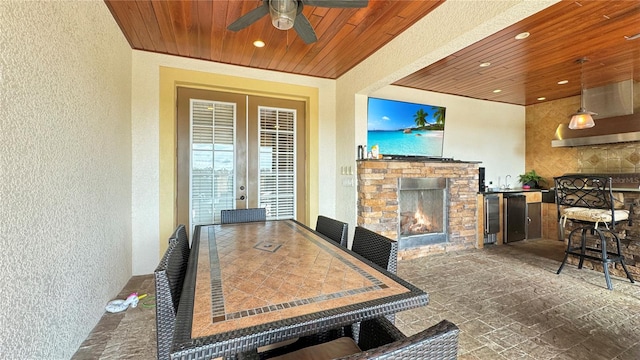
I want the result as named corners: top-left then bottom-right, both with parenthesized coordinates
top-left (357, 160), bottom-right (479, 260)
top-left (525, 91), bottom-right (640, 280)
top-left (526, 92), bottom-right (640, 240)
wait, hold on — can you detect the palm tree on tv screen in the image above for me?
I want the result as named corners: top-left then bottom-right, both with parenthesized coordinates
top-left (434, 107), bottom-right (446, 125)
top-left (413, 109), bottom-right (428, 128)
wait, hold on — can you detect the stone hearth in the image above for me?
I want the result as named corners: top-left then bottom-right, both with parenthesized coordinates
top-left (357, 160), bottom-right (479, 260)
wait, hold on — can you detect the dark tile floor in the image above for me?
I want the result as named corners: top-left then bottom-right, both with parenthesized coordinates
top-left (73, 239), bottom-right (640, 360)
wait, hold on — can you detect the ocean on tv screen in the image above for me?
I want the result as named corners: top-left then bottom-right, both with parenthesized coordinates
top-left (367, 129), bottom-right (443, 157)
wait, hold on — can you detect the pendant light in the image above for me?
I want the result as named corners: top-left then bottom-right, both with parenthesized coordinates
top-left (568, 57), bottom-right (596, 130)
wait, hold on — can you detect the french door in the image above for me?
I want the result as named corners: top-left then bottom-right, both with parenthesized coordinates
top-left (176, 88), bottom-right (306, 229)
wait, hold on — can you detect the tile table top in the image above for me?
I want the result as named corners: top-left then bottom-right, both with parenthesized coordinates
top-left (172, 220), bottom-right (428, 358)
top-left (192, 220), bottom-right (411, 337)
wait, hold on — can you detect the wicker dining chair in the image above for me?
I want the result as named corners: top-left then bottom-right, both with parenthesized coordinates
top-left (243, 317), bottom-right (459, 360)
top-left (169, 224), bottom-right (190, 269)
top-left (221, 208), bottom-right (267, 224)
top-left (316, 215), bottom-right (349, 247)
top-left (351, 226), bottom-right (398, 274)
top-left (350, 226), bottom-right (400, 325)
top-left (155, 226), bottom-right (195, 360)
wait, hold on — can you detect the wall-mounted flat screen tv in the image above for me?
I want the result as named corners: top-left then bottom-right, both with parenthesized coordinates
top-left (367, 97), bottom-right (446, 157)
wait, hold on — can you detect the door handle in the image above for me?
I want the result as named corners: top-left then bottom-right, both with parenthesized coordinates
top-left (238, 195), bottom-right (246, 201)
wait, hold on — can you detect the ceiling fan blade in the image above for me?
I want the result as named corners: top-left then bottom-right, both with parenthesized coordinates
top-left (303, 0), bottom-right (368, 8)
top-left (227, 2), bottom-right (269, 31)
top-left (293, 14), bottom-right (317, 44)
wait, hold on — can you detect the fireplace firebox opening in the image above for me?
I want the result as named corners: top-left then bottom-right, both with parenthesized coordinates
top-left (398, 177), bottom-right (448, 249)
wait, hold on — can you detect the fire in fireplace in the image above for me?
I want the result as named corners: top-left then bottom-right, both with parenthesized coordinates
top-left (398, 177), bottom-right (448, 249)
top-left (400, 208), bottom-right (436, 236)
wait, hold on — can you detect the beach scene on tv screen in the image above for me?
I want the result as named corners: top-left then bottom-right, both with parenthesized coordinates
top-left (367, 97), bottom-right (446, 157)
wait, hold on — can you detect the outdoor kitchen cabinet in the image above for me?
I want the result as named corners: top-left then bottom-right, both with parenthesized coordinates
top-left (525, 192), bottom-right (542, 240)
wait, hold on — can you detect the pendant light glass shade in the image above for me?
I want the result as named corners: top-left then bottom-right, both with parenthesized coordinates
top-left (269, 0), bottom-right (297, 30)
top-left (569, 58), bottom-right (596, 130)
top-left (568, 108), bottom-right (596, 129)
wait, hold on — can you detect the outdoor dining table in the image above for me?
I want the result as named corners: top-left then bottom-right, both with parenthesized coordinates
top-left (170, 219), bottom-right (429, 359)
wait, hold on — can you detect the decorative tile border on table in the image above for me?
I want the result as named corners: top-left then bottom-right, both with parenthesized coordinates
top-left (208, 220), bottom-right (389, 323)
top-left (206, 226), bottom-right (226, 322)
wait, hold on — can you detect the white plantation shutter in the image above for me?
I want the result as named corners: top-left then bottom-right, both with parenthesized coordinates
top-left (191, 100), bottom-right (235, 226)
top-left (258, 107), bottom-right (296, 220)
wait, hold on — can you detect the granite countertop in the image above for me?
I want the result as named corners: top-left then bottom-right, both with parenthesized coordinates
top-left (357, 156), bottom-right (481, 164)
top-left (612, 188), bottom-right (640, 193)
top-left (547, 186), bottom-right (640, 193)
top-left (480, 188), bottom-right (543, 194)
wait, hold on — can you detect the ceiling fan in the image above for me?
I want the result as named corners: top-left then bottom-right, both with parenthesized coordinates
top-left (227, 0), bottom-right (369, 44)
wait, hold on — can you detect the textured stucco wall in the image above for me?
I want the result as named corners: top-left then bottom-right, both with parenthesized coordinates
top-left (0, 1), bottom-right (132, 358)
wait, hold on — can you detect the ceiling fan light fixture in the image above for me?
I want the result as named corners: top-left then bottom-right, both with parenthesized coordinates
top-left (269, 0), bottom-right (297, 30)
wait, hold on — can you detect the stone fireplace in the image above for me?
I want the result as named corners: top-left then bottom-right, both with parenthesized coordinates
top-left (357, 159), bottom-right (479, 260)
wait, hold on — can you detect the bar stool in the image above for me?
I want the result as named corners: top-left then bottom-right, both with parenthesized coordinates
top-left (555, 175), bottom-right (634, 290)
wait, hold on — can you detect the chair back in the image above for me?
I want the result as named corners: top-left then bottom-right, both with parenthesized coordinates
top-left (555, 175), bottom-right (614, 209)
top-left (169, 224), bottom-right (190, 267)
top-left (220, 208), bottom-right (267, 224)
top-left (154, 228), bottom-right (191, 360)
top-left (352, 227), bottom-right (398, 273)
top-left (345, 319), bottom-right (459, 360)
top-left (316, 215), bottom-right (348, 247)
top-left (555, 175), bottom-right (622, 228)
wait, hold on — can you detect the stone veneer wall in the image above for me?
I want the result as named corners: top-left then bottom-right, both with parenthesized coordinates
top-left (357, 160), bottom-right (479, 260)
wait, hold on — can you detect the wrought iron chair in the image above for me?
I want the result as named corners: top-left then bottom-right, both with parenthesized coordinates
top-left (315, 215), bottom-right (349, 247)
top-left (243, 318), bottom-right (459, 360)
top-left (221, 208), bottom-right (267, 224)
top-left (352, 226), bottom-right (398, 274)
top-left (555, 175), bottom-right (634, 290)
top-left (155, 225), bottom-right (195, 360)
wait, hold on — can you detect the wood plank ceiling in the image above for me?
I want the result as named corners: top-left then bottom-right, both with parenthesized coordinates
top-left (106, 0), bottom-right (640, 106)
top-left (104, 0), bottom-right (444, 79)
top-left (395, 0), bottom-right (640, 106)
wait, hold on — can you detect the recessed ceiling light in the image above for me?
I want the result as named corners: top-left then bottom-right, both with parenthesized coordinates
top-left (493, 89), bottom-right (502, 93)
top-left (537, 97), bottom-right (546, 101)
top-left (557, 80), bottom-right (569, 85)
top-left (479, 62), bottom-right (491, 67)
top-left (515, 32), bottom-right (530, 40)
top-left (253, 40), bottom-right (265, 48)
